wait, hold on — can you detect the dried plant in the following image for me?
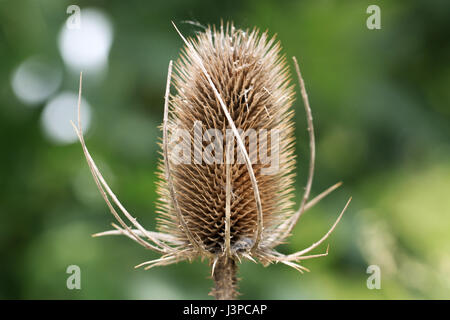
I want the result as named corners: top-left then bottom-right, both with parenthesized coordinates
top-left (71, 22), bottom-right (351, 300)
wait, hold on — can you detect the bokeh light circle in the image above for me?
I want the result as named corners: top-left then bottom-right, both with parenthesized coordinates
top-left (11, 56), bottom-right (62, 106)
top-left (58, 8), bottom-right (113, 72)
top-left (41, 92), bottom-right (91, 144)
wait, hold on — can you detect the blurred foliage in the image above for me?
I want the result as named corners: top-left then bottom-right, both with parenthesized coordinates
top-left (0, 0), bottom-right (449, 299)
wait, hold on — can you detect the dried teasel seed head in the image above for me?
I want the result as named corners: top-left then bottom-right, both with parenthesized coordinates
top-left (156, 22), bottom-right (296, 298)
top-left (157, 23), bottom-right (295, 253)
top-left (75, 21), bottom-right (350, 301)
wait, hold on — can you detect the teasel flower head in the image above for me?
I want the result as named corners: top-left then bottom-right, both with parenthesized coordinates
top-left (72, 21), bottom-right (351, 300)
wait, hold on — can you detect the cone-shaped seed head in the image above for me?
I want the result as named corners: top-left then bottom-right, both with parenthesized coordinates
top-left (156, 23), bottom-right (296, 256)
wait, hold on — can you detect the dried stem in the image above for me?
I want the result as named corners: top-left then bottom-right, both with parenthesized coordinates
top-left (210, 256), bottom-right (238, 300)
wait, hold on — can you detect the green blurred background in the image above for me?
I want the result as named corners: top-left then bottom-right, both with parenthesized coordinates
top-left (0, 0), bottom-right (449, 299)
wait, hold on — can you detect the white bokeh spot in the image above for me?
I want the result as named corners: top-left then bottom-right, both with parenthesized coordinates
top-left (11, 56), bottom-right (62, 106)
top-left (41, 92), bottom-right (91, 144)
top-left (58, 8), bottom-right (113, 72)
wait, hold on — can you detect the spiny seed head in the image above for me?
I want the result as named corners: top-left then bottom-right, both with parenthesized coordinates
top-left (76, 21), bottom-right (348, 300)
top-left (156, 23), bottom-right (296, 256)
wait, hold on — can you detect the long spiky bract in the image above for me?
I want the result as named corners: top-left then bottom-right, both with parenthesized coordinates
top-left (72, 22), bottom-right (351, 300)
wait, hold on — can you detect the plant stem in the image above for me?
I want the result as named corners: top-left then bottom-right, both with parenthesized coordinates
top-left (211, 256), bottom-right (238, 300)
